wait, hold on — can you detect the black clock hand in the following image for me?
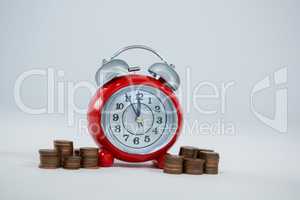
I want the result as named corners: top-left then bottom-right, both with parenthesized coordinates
top-left (127, 95), bottom-right (138, 117)
top-left (137, 97), bottom-right (141, 117)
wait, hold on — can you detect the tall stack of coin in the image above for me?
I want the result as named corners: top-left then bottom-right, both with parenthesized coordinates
top-left (39, 149), bottom-right (60, 169)
top-left (163, 154), bottom-right (183, 174)
top-left (80, 147), bottom-right (99, 168)
top-left (183, 158), bottom-right (205, 175)
top-left (199, 151), bottom-right (219, 174)
top-left (63, 156), bottom-right (81, 170)
top-left (179, 146), bottom-right (198, 158)
top-left (54, 140), bottom-right (73, 166)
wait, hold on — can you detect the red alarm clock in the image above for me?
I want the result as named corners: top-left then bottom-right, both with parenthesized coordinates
top-left (87, 45), bottom-right (182, 168)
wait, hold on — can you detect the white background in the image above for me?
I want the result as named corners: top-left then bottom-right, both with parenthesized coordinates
top-left (0, 0), bottom-right (299, 200)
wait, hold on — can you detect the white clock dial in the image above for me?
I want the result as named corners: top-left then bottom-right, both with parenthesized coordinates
top-left (101, 85), bottom-right (178, 154)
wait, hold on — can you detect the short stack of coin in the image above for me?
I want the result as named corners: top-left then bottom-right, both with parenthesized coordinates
top-left (199, 151), bottom-right (219, 174)
top-left (163, 154), bottom-right (183, 174)
top-left (63, 156), bottom-right (81, 170)
top-left (183, 158), bottom-right (205, 175)
top-left (54, 140), bottom-right (73, 166)
top-left (80, 147), bottom-right (99, 168)
top-left (179, 146), bottom-right (198, 158)
top-left (39, 149), bottom-right (60, 169)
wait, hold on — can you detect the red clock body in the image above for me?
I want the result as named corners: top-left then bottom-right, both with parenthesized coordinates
top-left (87, 74), bottom-right (182, 168)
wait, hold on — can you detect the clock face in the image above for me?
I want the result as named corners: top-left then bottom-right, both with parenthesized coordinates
top-left (101, 85), bottom-right (178, 154)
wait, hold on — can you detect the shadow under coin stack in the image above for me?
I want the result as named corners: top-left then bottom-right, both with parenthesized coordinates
top-left (163, 154), bottom-right (183, 174)
top-left (53, 140), bottom-right (73, 166)
top-left (199, 151), bottom-right (219, 174)
top-left (39, 149), bottom-right (60, 169)
top-left (79, 147), bottom-right (99, 169)
top-left (63, 156), bottom-right (81, 170)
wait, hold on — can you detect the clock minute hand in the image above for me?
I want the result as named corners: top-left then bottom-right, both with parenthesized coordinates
top-left (128, 96), bottom-right (138, 117)
top-left (137, 97), bottom-right (141, 117)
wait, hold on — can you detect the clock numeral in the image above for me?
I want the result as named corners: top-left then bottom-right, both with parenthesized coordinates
top-left (148, 97), bottom-right (152, 104)
top-left (114, 125), bottom-right (121, 133)
top-left (154, 105), bottom-right (160, 112)
top-left (125, 94), bottom-right (131, 102)
top-left (156, 117), bottom-right (163, 124)
top-left (136, 92), bottom-right (143, 100)
top-left (116, 103), bottom-right (124, 110)
top-left (123, 134), bottom-right (129, 141)
top-left (133, 137), bottom-right (140, 145)
top-left (113, 114), bottom-right (119, 121)
top-left (144, 135), bottom-right (150, 143)
top-left (152, 127), bottom-right (158, 134)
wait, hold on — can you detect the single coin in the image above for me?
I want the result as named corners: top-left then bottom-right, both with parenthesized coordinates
top-left (197, 149), bottom-right (214, 158)
top-left (204, 169), bottom-right (218, 174)
top-left (81, 157), bottom-right (98, 161)
top-left (164, 163), bottom-right (183, 169)
top-left (63, 163), bottom-right (81, 169)
top-left (54, 140), bottom-right (73, 145)
top-left (39, 164), bottom-right (60, 169)
top-left (164, 154), bottom-right (183, 164)
top-left (205, 163), bottom-right (219, 167)
top-left (199, 151), bottom-right (219, 159)
top-left (82, 166), bottom-right (99, 169)
top-left (184, 158), bottom-right (205, 164)
top-left (163, 168), bottom-right (182, 174)
top-left (81, 162), bottom-right (98, 167)
top-left (39, 149), bottom-right (58, 156)
top-left (64, 156), bottom-right (81, 161)
top-left (40, 159), bottom-right (60, 165)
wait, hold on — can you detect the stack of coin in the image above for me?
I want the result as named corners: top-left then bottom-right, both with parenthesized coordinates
top-left (179, 146), bottom-right (198, 158)
top-left (63, 156), bottom-right (81, 170)
top-left (54, 140), bottom-right (73, 165)
top-left (80, 147), bottom-right (99, 168)
top-left (39, 149), bottom-right (60, 169)
top-left (183, 158), bottom-right (205, 175)
top-left (199, 151), bottom-right (219, 174)
top-left (163, 154), bottom-right (183, 174)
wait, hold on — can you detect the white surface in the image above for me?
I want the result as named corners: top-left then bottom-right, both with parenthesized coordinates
top-left (0, 151), bottom-right (298, 200)
top-left (0, 115), bottom-right (299, 200)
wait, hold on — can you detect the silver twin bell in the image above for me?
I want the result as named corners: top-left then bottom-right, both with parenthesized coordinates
top-left (95, 45), bottom-right (180, 91)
